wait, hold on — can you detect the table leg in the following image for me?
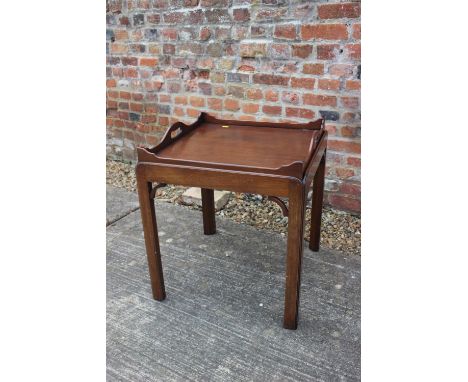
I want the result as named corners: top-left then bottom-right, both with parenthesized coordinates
top-left (201, 188), bottom-right (216, 235)
top-left (136, 178), bottom-right (166, 301)
top-left (283, 182), bottom-right (306, 330)
top-left (309, 152), bottom-right (326, 252)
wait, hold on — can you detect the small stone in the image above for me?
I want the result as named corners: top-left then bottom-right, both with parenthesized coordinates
top-left (181, 187), bottom-right (232, 210)
top-left (259, 303), bottom-right (263, 307)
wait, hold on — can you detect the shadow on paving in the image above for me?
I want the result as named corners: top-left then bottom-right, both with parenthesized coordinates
top-left (107, 187), bottom-right (361, 382)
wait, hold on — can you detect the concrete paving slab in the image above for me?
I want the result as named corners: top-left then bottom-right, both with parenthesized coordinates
top-left (106, 186), bottom-right (139, 226)
top-left (107, 190), bottom-right (361, 381)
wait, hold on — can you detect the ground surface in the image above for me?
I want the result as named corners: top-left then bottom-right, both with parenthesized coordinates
top-left (107, 186), bottom-right (361, 381)
top-left (107, 160), bottom-right (361, 256)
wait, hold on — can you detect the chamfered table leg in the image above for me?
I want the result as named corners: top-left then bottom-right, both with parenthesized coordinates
top-left (283, 182), bottom-right (306, 330)
top-left (201, 188), bottom-right (216, 235)
top-left (136, 177), bottom-right (166, 301)
top-left (309, 152), bottom-right (326, 252)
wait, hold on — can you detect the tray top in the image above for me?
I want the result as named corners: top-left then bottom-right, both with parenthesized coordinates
top-left (138, 114), bottom-right (325, 178)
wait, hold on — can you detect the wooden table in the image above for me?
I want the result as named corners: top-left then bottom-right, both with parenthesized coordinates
top-left (136, 113), bottom-right (328, 329)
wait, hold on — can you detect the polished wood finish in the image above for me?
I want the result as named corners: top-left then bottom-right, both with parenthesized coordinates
top-left (201, 188), bottom-right (216, 235)
top-left (136, 112), bottom-right (328, 329)
top-left (136, 178), bottom-right (166, 301)
top-left (309, 153), bottom-right (326, 252)
top-left (268, 196), bottom-right (289, 217)
top-left (283, 181), bottom-right (306, 330)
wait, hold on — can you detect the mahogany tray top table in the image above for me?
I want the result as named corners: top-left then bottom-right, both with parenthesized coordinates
top-left (136, 112), bottom-right (328, 330)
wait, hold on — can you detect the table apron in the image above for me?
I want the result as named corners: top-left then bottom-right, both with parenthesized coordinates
top-left (136, 163), bottom-right (300, 197)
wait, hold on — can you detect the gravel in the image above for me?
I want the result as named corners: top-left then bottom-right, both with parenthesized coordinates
top-left (107, 160), bottom-right (361, 256)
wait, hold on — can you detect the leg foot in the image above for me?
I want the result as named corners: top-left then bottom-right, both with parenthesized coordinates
top-left (309, 153), bottom-right (326, 252)
top-left (136, 176), bottom-right (166, 300)
top-left (283, 182), bottom-right (306, 330)
top-left (201, 188), bottom-right (216, 235)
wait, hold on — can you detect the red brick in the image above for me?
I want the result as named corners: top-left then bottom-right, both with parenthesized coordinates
top-left (114, 29), bottom-right (129, 41)
top-left (264, 89), bottom-right (279, 102)
top-left (110, 43), bottom-right (128, 54)
top-left (187, 108), bottom-right (201, 118)
top-left (233, 8), bottom-right (250, 22)
top-left (346, 80), bottom-right (360, 91)
top-left (213, 86), bottom-right (226, 96)
top-left (147, 13), bottom-right (161, 24)
top-left (242, 103), bottom-right (260, 114)
top-left (246, 88), bottom-right (263, 100)
top-left (122, 57), bottom-right (139, 67)
top-left (274, 24), bottom-right (296, 40)
top-left (318, 3), bottom-right (360, 19)
top-left (174, 106), bottom-right (185, 117)
top-left (238, 114), bottom-right (257, 122)
top-left (347, 156), bottom-right (361, 167)
top-left (200, 27), bottom-right (211, 41)
top-left (162, 28), bottom-right (178, 40)
top-left (141, 114), bottom-right (157, 123)
top-left (341, 97), bottom-right (360, 108)
top-left (329, 64), bottom-right (354, 77)
top-left (339, 182), bottom-right (360, 197)
top-left (240, 42), bottom-right (268, 58)
top-left (342, 112), bottom-right (357, 122)
top-left (139, 57), bottom-right (158, 67)
top-left (174, 96), bottom-right (187, 105)
top-left (207, 97), bottom-right (222, 111)
top-left (130, 103), bottom-right (144, 112)
top-left (106, 79), bottom-right (117, 88)
top-left (327, 194), bottom-right (360, 212)
top-left (255, 8), bottom-right (288, 21)
top-left (189, 96), bottom-right (205, 107)
top-left (346, 44), bottom-right (361, 59)
top-left (301, 24), bottom-right (348, 40)
top-left (263, 105), bottom-right (282, 115)
top-left (238, 64), bottom-right (255, 72)
top-left (159, 94), bottom-right (171, 103)
top-left (303, 63), bottom-right (324, 75)
top-left (148, 44), bottom-right (160, 55)
top-left (317, 44), bottom-right (340, 60)
top-left (291, 77), bottom-right (315, 89)
top-left (352, 24), bottom-right (361, 39)
top-left (146, 104), bottom-right (157, 113)
top-left (163, 11), bottom-right (185, 24)
top-left (319, 79), bottom-right (340, 90)
top-left (328, 139), bottom-right (361, 154)
top-left (224, 98), bottom-right (240, 111)
top-left (107, 100), bottom-right (117, 109)
top-left (119, 91), bottom-right (130, 99)
top-left (118, 101), bottom-right (129, 110)
top-left (303, 94), bottom-right (337, 106)
top-left (107, 90), bottom-right (119, 98)
top-left (253, 74), bottom-right (289, 86)
top-left (285, 107), bottom-right (315, 119)
top-left (335, 167), bottom-right (355, 179)
top-left (291, 44), bottom-right (313, 58)
top-left (340, 125), bottom-right (359, 138)
top-left (112, 67), bottom-right (123, 77)
top-left (124, 67), bottom-right (138, 78)
top-left (159, 116), bottom-right (169, 126)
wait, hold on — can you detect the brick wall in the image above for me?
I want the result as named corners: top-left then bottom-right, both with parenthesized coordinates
top-left (106, 0), bottom-right (361, 213)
